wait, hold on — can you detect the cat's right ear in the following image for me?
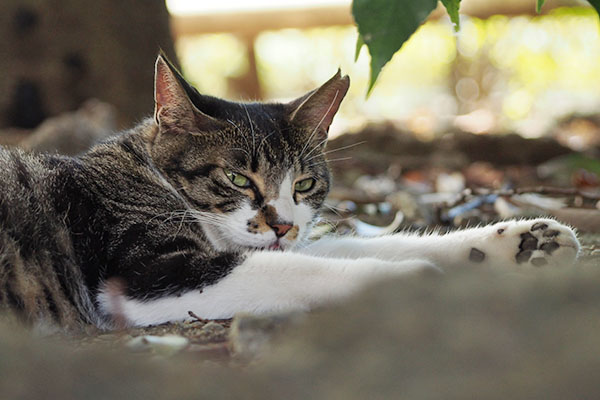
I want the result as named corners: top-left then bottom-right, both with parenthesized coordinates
top-left (287, 70), bottom-right (350, 143)
top-left (153, 55), bottom-right (222, 134)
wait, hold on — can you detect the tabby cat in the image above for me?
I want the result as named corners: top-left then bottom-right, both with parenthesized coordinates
top-left (0, 55), bottom-right (580, 330)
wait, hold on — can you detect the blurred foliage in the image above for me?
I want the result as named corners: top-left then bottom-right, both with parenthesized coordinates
top-left (177, 34), bottom-right (249, 96)
top-left (537, 0), bottom-right (546, 13)
top-left (352, 0), bottom-right (438, 93)
top-left (441, 0), bottom-right (462, 30)
top-left (353, 0), bottom-right (600, 93)
top-left (177, 7), bottom-right (600, 139)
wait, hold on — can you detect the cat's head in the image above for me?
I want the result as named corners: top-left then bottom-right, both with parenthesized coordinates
top-left (148, 54), bottom-right (349, 251)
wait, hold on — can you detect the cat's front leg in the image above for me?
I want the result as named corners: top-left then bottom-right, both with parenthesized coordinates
top-left (301, 218), bottom-right (580, 270)
top-left (98, 252), bottom-right (436, 327)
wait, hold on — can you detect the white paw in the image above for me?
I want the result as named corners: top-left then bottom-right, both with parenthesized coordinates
top-left (468, 218), bottom-right (580, 269)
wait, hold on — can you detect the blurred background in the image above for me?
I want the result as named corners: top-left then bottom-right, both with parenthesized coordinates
top-left (169, 0), bottom-right (600, 143)
top-left (0, 0), bottom-right (599, 378)
top-left (1, 0), bottom-right (599, 139)
top-left (0, 0), bottom-right (599, 232)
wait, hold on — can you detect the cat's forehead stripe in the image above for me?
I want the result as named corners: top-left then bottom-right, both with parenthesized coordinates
top-left (247, 172), bottom-right (266, 196)
top-left (267, 172), bottom-right (294, 223)
top-left (274, 172), bottom-right (293, 201)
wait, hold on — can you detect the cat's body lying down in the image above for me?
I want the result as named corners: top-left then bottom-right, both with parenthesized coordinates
top-left (0, 55), bottom-right (580, 330)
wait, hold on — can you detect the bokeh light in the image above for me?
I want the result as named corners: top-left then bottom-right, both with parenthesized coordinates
top-left (175, 6), bottom-right (600, 139)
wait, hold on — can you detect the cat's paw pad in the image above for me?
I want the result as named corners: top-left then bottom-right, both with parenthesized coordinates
top-left (474, 219), bottom-right (580, 268)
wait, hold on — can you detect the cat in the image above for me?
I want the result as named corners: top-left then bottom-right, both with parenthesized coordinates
top-left (0, 54), bottom-right (581, 330)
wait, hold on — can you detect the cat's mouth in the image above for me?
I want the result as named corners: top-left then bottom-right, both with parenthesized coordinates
top-left (268, 241), bottom-right (282, 251)
top-left (249, 239), bottom-right (284, 252)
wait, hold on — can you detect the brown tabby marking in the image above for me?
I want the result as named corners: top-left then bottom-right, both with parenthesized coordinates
top-left (286, 225), bottom-right (300, 241)
top-left (0, 53), bottom-right (349, 330)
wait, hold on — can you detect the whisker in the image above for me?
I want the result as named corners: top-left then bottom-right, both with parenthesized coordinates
top-left (146, 211), bottom-right (178, 225)
top-left (121, 142), bottom-right (147, 165)
top-left (226, 119), bottom-right (241, 132)
top-left (303, 136), bottom-right (329, 160)
top-left (322, 202), bottom-right (356, 213)
top-left (188, 210), bottom-right (227, 223)
top-left (305, 141), bottom-right (366, 161)
top-left (242, 104), bottom-right (256, 157)
top-left (227, 118), bottom-right (251, 151)
top-left (299, 89), bottom-right (340, 159)
top-left (173, 210), bottom-right (188, 237)
top-left (189, 214), bottom-right (226, 223)
top-left (307, 156), bottom-right (352, 168)
top-left (257, 130), bottom-right (276, 153)
top-left (148, 208), bottom-right (227, 228)
top-left (322, 203), bottom-right (343, 217)
top-left (230, 147), bottom-right (252, 158)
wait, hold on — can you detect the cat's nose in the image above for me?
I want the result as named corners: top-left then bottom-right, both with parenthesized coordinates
top-left (270, 223), bottom-right (293, 238)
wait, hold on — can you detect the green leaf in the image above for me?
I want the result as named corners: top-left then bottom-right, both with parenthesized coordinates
top-left (536, 0), bottom-right (546, 13)
top-left (587, 0), bottom-right (600, 18)
top-left (354, 35), bottom-right (365, 62)
top-left (441, 0), bottom-right (462, 31)
top-left (352, 0), bottom-right (438, 95)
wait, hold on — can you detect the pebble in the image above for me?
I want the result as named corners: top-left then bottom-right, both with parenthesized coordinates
top-left (126, 334), bottom-right (189, 356)
top-left (202, 322), bottom-right (226, 334)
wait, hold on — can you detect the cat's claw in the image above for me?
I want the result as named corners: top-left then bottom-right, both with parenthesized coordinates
top-left (469, 218), bottom-right (580, 269)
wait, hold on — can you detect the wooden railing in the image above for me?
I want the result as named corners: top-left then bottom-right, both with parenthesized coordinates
top-left (168, 0), bottom-right (586, 99)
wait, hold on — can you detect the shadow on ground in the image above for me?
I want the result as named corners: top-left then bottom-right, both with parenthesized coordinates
top-left (1, 260), bottom-right (599, 399)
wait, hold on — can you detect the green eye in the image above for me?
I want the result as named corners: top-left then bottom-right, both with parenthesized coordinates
top-left (225, 170), bottom-right (251, 188)
top-left (294, 178), bottom-right (315, 193)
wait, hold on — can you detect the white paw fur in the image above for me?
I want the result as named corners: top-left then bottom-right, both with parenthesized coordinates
top-left (98, 252), bottom-right (438, 326)
top-left (466, 218), bottom-right (580, 269)
top-left (100, 218), bottom-right (580, 326)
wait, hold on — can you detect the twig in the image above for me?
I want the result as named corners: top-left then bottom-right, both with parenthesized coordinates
top-left (470, 186), bottom-right (600, 201)
top-left (188, 310), bottom-right (209, 323)
top-left (444, 186), bottom-right (600, 210)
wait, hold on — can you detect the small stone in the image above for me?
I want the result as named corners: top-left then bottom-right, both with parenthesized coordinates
top-left (531, 257), bottom-right (548, 267)
top-left (126, 334), bottom-right (189, 356)
top-left (202, 322), bottom-right (226, 334)
top-left (183, 319), bottom-right (203, 327)
top-left (469, 248), bottom-right (486, 263)
top-left (336, 200), bottom-right (357, 213)
top-left (531, 222), bottom-right (548, 231)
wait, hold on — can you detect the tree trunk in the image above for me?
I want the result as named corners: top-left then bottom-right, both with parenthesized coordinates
top-left (0, 0), bottom-right (176, 130)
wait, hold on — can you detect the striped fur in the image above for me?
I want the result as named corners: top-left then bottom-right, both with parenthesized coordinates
top-left (0, 56), bottom-right (348, 330)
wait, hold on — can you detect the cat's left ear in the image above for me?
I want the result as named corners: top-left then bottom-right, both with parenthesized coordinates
top-left (287, 70), bottom-right (350, 142)
top-left (154, 55), bottom-right (193, 126)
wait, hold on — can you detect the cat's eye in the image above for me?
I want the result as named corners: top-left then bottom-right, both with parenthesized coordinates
top-left (225, 170), bottom-right (251, 188)
top-left (294, 178), bottom-right (315, 193)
